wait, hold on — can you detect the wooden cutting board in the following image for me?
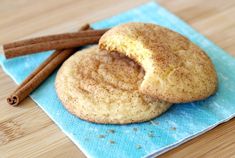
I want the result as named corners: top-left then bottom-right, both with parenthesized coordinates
top-left (0, 0), bottom-right (235, 157)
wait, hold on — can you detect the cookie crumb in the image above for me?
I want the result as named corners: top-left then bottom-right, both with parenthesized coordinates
top-left (98, 134), bottom-right (106, 138)
top-left (107, 129), bottom-right (115, 134)
top-left (171, 127), bottom-right (176, 131)
top-left (109, 140), bottom-right (115, 144)
top-left (148, 133), bottom-right (154, 138)
top-left (136, 144), bottom-right (142, 149)
top-left (133, 128), bottom-right (138, 132)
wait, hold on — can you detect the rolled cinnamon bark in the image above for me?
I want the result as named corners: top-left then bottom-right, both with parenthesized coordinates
top-left (7, 49), bottom-right (75, 106)
top-left (4, 36), bottom-right (100, 58)
top-left (7, 24), bottom-right (92, 106)
top-left (4, 29), bottom-right (108, 49)
top-left (3, 28), bottom-right (108, 59)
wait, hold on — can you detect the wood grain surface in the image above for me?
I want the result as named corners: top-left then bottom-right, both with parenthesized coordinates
top-left (0, 0), bottom-right (235, 157)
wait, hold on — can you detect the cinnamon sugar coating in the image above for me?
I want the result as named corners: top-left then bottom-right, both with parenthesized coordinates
top-left (55, 46), bottom-right (171, 124)
top-left (99, 22), bottom-right (218, 103)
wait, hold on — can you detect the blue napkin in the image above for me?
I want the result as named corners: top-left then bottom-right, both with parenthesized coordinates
top-left (1, 2), bottom-right (235, 158)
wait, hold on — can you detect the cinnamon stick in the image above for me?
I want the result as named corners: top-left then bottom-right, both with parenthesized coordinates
top-left (3, 28), bottom-right (108, 59)
top-left (7, 24), bottom-right (91, 106)
top-left (4, 29), bottom-right (107, 49)
top-left (4, 36), bottom-right (100, 58)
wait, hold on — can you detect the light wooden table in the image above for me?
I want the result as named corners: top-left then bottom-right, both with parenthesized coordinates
top-left (0, 0), bottom-right (235, 157)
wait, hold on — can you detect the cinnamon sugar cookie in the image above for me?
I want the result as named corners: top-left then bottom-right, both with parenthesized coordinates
top-left (55, 46), bottom-right (171, 124)
top-left (99, 22), bottom-right (218, 103)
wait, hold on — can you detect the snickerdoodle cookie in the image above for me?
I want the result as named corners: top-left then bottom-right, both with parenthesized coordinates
top-left (55, 46), bottom-right (171, 124)
top-left (99, 22), bottom-right (217, 103)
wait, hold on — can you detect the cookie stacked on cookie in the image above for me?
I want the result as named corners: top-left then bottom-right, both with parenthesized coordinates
top-left (56, 22), bottom-right (217, 124)
top-left (99, 23), bottom-right (217, 103)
